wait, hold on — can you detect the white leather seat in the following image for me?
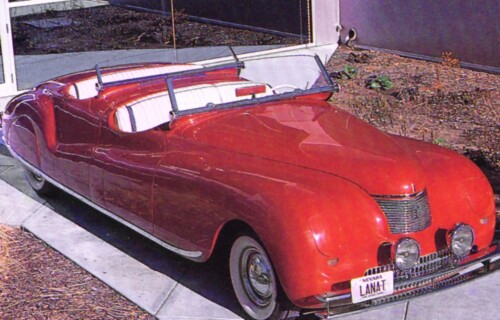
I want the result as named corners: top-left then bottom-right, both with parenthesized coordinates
top-left (175, 84), bottom-right (223, 111)
top-left (68, 64), bottom-right (202, 100)
top-left (114, 81), bottom-right (273, 133)
top-left (115, 93), bottom-right (172, 133)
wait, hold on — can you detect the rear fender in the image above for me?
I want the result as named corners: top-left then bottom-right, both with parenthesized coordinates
top-left (7, 116), bottom-right (41, 168)
top-left (5, 90), bottom-right (56, 150)
top-left (4, 90), bottom-right (56, 172)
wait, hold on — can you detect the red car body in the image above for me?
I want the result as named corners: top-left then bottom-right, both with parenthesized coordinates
top-left (2, 55), bottom-right (498, 319)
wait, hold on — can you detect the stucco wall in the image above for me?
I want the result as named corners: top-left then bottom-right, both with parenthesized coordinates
top-left (339, 0), bottom-right (499, 72)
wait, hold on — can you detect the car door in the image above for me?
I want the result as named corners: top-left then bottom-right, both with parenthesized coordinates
top-left (152, 135), bottom-right (236, 254)
top-left (92, 124), bottom-right (165, 234)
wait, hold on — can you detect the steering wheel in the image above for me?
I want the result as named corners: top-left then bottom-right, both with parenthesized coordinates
top-left (271, 84), bottom-right (300, 94)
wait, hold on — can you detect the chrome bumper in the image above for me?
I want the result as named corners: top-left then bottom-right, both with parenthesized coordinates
top-left (314, 245), bottom-right (500, 319)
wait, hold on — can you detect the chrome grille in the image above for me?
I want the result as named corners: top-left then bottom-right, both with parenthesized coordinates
top-left (365, 249), bottom-right (453, 282)
top-left (371, 272), bottom-right (471, 306)
top-left (374, 190), bottom-right (431, 234)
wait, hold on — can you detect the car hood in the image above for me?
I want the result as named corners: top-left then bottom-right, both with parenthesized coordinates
top-left (180, 100), bottom-right (426, 195)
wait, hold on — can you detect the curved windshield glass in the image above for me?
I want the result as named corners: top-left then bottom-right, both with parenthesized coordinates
top-left (241, 55), bottom-right (332, 92)
top-left (169, 54), bottom-right (334, 116)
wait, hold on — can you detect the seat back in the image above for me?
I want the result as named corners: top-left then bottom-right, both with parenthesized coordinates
top-left (115, 92), bottom-right (172, 133)
top-left (67, 65), bottom-right (202, 100)
top-left (114, 81), bottom-right (273, 133)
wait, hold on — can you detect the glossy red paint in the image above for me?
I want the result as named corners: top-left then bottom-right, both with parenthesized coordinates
top-left (2, 60), bottom-right (497, 315)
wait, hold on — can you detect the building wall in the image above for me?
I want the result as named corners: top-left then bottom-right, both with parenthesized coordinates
top-left (339, 0), bottom-right (500, 72)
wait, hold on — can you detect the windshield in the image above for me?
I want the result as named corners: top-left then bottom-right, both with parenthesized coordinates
top-left (241, 55), bottom-right (331, 91)
top-left (169, 54), bottom-right (334, 117)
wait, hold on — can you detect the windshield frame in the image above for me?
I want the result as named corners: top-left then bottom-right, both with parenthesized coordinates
top-left (166, 54), bottom-right (336, 118)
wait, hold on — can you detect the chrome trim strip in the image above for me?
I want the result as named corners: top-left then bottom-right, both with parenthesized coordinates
top-left (371, 190), bottom-right (426, 200)
top-left (101, 61), bottom-right (243, 90)
top-left (6, 145), bottom-right (203, 259)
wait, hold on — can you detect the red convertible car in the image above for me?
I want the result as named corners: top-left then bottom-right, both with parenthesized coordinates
top-left (2, 54), bottom-right (499, 319)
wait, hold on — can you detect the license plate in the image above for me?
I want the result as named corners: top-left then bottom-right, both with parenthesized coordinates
top-left (350, 271), bottom-right (394, 303)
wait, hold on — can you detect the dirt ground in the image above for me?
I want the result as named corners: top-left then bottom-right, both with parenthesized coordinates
top-left (2, 5), bottom-right (499, 319)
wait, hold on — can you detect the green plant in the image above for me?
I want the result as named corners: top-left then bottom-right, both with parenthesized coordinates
top-left (366, 75), bottom-right (394, 90)
top-left (342, 65), bottom-right (358, 79)
top-left (330, 65), bottom-right (358, 80)
top-left (432, 137), bottom-right (447, 146)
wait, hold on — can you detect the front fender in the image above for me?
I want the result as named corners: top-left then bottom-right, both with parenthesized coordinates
top-left (157, 138), bottom-right (389, 305)
top-left (245, 174), bottom-right (390, 307)
top-left (395, 136), bottom-right (496, 249)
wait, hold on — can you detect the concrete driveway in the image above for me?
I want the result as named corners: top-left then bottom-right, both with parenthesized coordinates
top-left (0, 137), bottom-right (499, 319)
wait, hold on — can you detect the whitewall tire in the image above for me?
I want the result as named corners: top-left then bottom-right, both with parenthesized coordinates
top-left (24, 168), bottom-right (54, 196)
top-left (229, 235), bottom-right (282, 320)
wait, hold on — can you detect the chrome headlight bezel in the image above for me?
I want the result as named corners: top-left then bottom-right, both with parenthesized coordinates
top-left (394, 238), bottom-right (421, 271)
top-left (449, 224), bottom-right (475, 257)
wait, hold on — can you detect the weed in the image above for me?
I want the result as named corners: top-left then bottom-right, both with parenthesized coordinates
top-left (343, 65), bottom-right (358, 79)
top-left (330, 65), bottom-right (358, 80)
top-left (347, 52), bottom-right (372, 64)
top-left (432, 137), bottom-right (447, 146)
top-left (365, 75), bottom-right (394, 90)
top-left (393, 87), bottom-right (420, 101)
top-left (441, 51), bottom-right (461, 68)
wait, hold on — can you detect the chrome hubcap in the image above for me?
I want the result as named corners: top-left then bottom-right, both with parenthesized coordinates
top-left (241, 248), bottom-right (274, 307)
top-left (32, 172), bottom-right (44, 183)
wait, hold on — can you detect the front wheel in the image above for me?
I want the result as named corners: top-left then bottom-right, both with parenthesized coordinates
top-left (230, 235), bottom-right (286, 320)
top-left (24, 168), bottom-right (55, 196)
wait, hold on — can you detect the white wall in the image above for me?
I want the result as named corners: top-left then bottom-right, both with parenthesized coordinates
top-left (313, 0), bottom-right (340, 45)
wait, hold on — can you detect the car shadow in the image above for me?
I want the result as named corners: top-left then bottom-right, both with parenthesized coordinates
top-left (41, 191), bottom-right (244, 317)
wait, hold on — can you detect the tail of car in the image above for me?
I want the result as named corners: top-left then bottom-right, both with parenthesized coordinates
top-left (3, 86), bottom-right (57, 169)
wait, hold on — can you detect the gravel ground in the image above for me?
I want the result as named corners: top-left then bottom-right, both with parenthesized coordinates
top-left (0, 225), bottom-right (155, 319)
top-left (12, 6), bottom-right (301, 55)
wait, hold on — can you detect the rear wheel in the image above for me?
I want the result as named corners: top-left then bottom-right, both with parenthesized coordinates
top-left (24, 168), bottom-right (55, 196)
top-left (229, 235), bottom-right (286, 320)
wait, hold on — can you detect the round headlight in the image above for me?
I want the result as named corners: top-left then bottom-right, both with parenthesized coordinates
top-left (450, 224), bottom-right (474, 257)
top-left (395, 238), bottom-right (420, 270)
